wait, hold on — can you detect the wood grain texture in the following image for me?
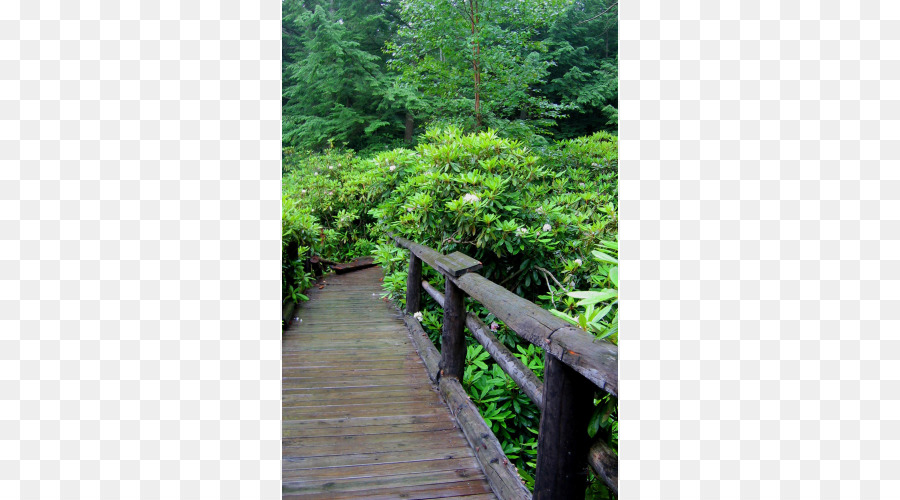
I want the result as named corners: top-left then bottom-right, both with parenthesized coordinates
top-left (440, 280), bottom-right (467, 380)
top-left (407, 252), bottom-right (423, 314)
top-left (391, 234), bottom-right (621, 498)
top-left (283, 267), bottom-right (496, 499)
top-left (331, 256), bottom-right (377, 274)
top-left (434, 250), bottom-right (483, 277)
top-left (439, 377), bottom-right (532, 500)
top-left (588, 439), bottom-right (618, 497)
top-left (533, 354), bottom-right (594, 500)
top-left (393, 233), bottom-right (617, 398)
top-left (402, 312), bottom-right (441, 382)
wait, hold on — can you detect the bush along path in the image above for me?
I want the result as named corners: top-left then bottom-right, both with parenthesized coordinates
top-left (283, 127), bottom-right (618, 499)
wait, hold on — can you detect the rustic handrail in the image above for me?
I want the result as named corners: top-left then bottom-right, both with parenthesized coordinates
top-left (390, 233), bottom-right (618, 500)
top-left (421, 279), bottom-right (544, 409)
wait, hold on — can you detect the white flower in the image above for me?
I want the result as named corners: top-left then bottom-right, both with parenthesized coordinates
top-left (407, 207), bottom-right (414, 212)
top-left (517, 227), bottom-right (527, 234)
top-left (574, 258), bottom-right (583, 266)
top-left (328, 165), bottom-right (333, 170)
top-left (314, 172), bottom-right (318, 176)
top-left (591, 162), bottom-right (599, 167)
top-left (536, 207), bottom-right (544, 214)
top-left (490, 322), bottom-right (500, 332)
top-left (389, 165), bottom-right (396, 171)
top-left (542, 223), bottom-right (552, 232)
top-left (463, 193), bottom-right (480, 203)
top-left (413, 311), bottom-right (423, 322)
top-left (301, 189), bottom-right (306, 194)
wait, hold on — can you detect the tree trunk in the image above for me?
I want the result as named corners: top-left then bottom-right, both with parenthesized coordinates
top-left (405, 112), bottom-right (414, 143)
top-left (471, 1), bottom-right (482, 129)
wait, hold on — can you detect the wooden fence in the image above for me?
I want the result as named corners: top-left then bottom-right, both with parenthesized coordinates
top-left (391, 234), bottom-right (618, 500)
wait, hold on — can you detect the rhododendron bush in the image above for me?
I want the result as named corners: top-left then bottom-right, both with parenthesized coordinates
top-left (283, 127), bottom-right (618, 497)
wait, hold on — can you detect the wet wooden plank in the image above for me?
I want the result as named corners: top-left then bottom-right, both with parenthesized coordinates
top-left (282, 468), bottom-right (489, 495)
top-left (283, 267), bottom-right (496, 499)
top-left (282, 430), bottom-right (470, 460)
top-left (283, 388), bottom-right (438, 405)
top-left (282, 386), bottom-right (437, 401)
top-left (283, 477), bottom-right (493, 500)
top-left (283, 457), bottom-right (481, 481)
top-left (282, 446), bottom-right (476, 471)
top-left (331, 256), bottom-right (377, 274)
top-left (284, 428), bottom-right (467, 450)
top-left (283, 421), bottom-right (457, 439)
top-left (282, 413), bottom-right (448, 429)
top-left (283, 402), bottom-right (449, 420)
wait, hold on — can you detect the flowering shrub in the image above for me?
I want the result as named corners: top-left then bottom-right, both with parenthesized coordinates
top-left (283, 127), bottom-right (618, 497)
top-left (369, 126), bottom-right (617, 300)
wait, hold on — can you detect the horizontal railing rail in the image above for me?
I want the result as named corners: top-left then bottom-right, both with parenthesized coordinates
top-left (390, 233), bottom-right (618, 500)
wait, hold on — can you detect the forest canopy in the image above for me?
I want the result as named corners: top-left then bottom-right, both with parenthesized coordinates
top-left (282, 0), bottom-right (618, 153)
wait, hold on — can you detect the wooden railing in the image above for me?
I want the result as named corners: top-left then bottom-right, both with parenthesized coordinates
top-left (391, 234), bottom-right (618, 500)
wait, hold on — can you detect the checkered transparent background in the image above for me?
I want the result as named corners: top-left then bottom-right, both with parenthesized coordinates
top-left (1, 2), bottom-right (281, 499)
top-left (620, 1), bottom-right (899, 499)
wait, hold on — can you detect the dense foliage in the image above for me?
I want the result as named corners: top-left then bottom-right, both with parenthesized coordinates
top-left (282, 0), bottom-right (619, 496)
top-left (282, 128), bottom-right (618, 497)
top-left (282, 0), bottom-right (618, 151)
top-left (282, 2), bottom-right (407, 152)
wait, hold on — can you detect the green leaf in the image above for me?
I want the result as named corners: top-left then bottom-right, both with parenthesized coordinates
top-left (608, 266), bottom-right (618, 287)
top-left (549, 309), bottom-right (579, 325)
top-left (587, 407), bottom-right (602, 438)
top-left (567, 289), bottom-right (617, 306)
top-left (595, 304), bottom-right (612, 321)
top-left (592, 249), bottom-right (618, 264)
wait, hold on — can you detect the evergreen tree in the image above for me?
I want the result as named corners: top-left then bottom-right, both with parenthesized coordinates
top-left (543, 0), bottom-right (618, 138)
top-left (281, 0), bottom-right (619, 150)
top-left (387, 0), bottom-right (572, 139)
top-left (282, 0), bottom-right (407, 151)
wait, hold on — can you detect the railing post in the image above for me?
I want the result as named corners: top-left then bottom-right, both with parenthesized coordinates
top-left (440, 279), bottom-right (466, 380)
top-left (406, 253), bottom-right (422, 314)
top-left (533, 353), bottom-right (595, 500)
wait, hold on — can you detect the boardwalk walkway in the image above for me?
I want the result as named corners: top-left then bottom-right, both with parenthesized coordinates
top-left (282, 266), bottom-right (497, 499)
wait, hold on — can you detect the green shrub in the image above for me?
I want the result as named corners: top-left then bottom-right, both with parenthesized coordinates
top-left (369, 126), bottom-right (617, 299)
top-left (282, 127), bottom-right (618, 497)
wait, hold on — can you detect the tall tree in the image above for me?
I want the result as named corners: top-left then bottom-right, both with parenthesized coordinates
top-left (282, 0), bottom-right (407, 151)
top-left (387, 0), bottom-right (572, 137)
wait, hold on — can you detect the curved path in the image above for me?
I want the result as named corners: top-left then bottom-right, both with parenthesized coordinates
top-left (282, 266), bottom-right (496, 499)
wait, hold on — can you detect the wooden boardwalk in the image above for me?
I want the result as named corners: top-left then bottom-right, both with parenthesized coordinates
top-left (282, 267), bottom-right (497, 500)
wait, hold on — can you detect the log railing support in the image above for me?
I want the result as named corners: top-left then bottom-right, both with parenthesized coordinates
top-left (440, 279), bottom-right (466, 380)
top-left (406, 253), bottom-right (422, 314)
top-left (533, 354), bottom-right (595, 500)
top-left (389, 233), bottom-right (618, 498)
